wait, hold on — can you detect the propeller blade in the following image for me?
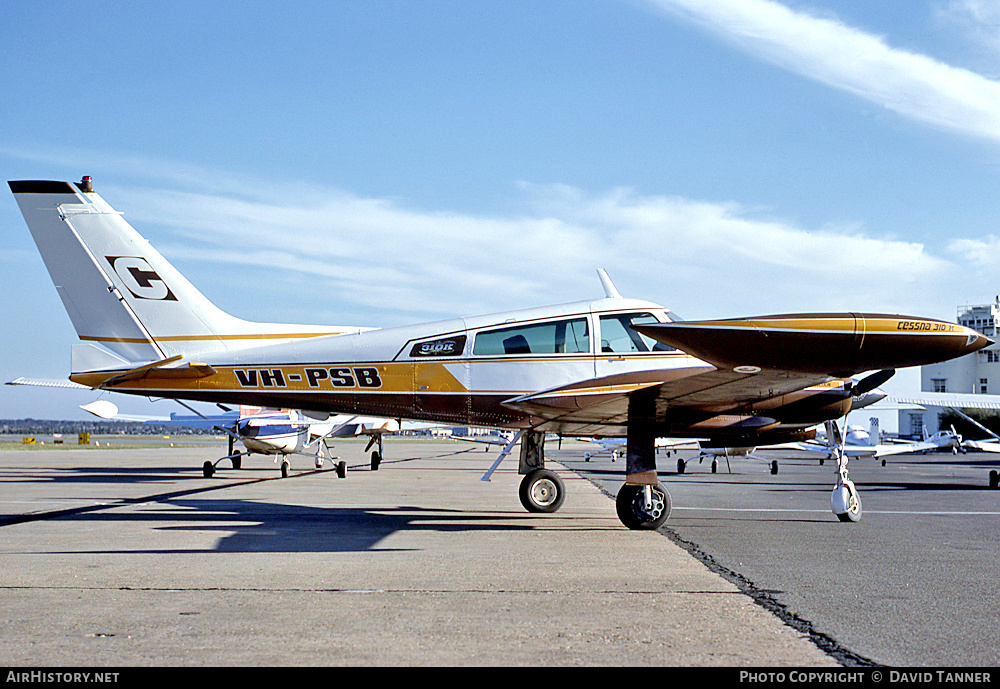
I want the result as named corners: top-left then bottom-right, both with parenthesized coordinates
top-left (854, 368), bottom-right (895, 396)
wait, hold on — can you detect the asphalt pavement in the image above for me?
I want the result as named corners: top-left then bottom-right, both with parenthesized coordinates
top-left (0, 437), bottom-right (835, 667)
top-left (560, 443), bottom-right (1000, 667)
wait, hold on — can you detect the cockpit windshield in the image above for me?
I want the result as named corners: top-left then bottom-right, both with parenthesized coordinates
top-left (598, 312), bottom-right (674, 353)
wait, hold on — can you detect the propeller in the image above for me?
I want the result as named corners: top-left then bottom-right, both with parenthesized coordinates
top-left (853, 368), bottom-right (895, 397)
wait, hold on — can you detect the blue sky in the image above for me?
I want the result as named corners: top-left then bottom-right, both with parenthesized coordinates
top-left (3, 0), bottom-right (1000, 420)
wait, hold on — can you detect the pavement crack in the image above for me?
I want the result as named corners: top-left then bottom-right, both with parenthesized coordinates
top-left (580, 471), bottom-right (880, 667)
top-left (660, 526), bottom-right (881, 668)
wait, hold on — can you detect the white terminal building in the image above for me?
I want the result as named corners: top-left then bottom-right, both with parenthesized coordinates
top-left (899, 298), bottom-right (1000, 438)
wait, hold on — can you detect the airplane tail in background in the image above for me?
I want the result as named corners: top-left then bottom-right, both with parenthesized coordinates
top-left (868, 417), bottom-right (880, 446)
top-left (9, 178), bottom-right (360, 372)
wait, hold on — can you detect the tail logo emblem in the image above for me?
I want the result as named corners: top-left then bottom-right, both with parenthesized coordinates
top-left (106, 256), bottom-right (177, 301)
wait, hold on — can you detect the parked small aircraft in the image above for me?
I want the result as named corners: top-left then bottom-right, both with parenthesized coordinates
top-left (582, 436), bottom-right (696, 461)
top-left (77, 399), bottom-right (402, 477)
top-left (890, 392), bottom-right (1000, 487)
top-left (10, 178), bottom-right (991, 526)
top-left (788, 417), bottom-right (954, 463)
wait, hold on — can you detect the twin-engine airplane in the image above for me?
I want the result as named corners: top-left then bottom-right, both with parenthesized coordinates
top-left (9, 178), bottom-right (992, 528)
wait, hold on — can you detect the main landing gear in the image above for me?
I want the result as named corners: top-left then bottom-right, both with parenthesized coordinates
top-left (512, 419), bottom-right (672, 530)
top-left (364, 433), bottom-right (384, 471)
top-left (516, 432), bottom-right (567, 514)
top-left (616, 484), bottom-right (671, 530)
top-left (203, 452), bottom-right (246, 478)
top-left (614, 389), bottom-right (672, 530)
top-left (519, 468), bottom-right (565, 513)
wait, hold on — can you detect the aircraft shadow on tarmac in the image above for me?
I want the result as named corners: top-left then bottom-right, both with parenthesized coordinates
top-left (8, 497), bottom-right (541, 554)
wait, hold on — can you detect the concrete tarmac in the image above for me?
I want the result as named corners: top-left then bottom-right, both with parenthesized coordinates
top-left (0, 439), bottom-right (836, 667)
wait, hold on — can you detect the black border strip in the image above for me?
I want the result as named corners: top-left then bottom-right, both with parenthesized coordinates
top-left (8, 180), bottom-right (78, 194)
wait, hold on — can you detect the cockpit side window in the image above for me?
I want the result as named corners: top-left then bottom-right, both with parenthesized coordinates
top-left (472, 318), bottom-right (590, 356)
top-left (599, 313), bottom-right (675, 353)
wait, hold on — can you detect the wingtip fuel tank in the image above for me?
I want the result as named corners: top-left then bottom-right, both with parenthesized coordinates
top-left (634, 313), bottom-right (991, 376)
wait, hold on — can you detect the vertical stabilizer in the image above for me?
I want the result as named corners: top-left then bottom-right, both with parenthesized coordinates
top-left (9, 179), bottom-right (360, 368)
top-left (868, 417), bottom-right (880, 446)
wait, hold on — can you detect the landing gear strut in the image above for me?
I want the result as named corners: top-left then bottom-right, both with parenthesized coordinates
top-left (515, 431), bottom-right (566, 513)
top-left (203, 451), bottom-right (248, 477)
top-left (365, 433), bottom-right (384, 471)
top-left (615, 388), bottom-right (672, 530)
top-left (826, 420), bottom-right (862, 522)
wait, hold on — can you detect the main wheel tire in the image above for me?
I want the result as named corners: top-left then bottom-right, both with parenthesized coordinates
top-left (518, 469), bottom-right (565, 513)
top-left (989, 470), bottom-right (999, 489)
top-left (231, 456), bottom-right (242, 470)
top-left (616, 483), bottom-right (671, 530)
top-left (280, 460), bottom-right (289, 478)
top-left (371, 451), bottom-right (381, 471)
top-left (336, 460), bottom-right (347, 479)
top-left (203, 461), bottom-right (215, 478)
top-left (677, 458), bottom-right (685, 474)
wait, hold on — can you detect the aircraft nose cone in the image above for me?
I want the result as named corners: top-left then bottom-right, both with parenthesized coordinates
top-left (972, 332), bottom-right (994, 351)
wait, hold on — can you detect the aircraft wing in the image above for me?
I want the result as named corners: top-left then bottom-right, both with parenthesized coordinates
top-left (963, 440), bottom-right (1000, 453)
top-left (502, 366), bottom-right (830, 436)
top-left (889, 392), bottom-right (1000, 410)
top-left (503, 313), bottom-right (990, 437)
top-left (452, 435), bottom-right (511, 446)
top-left (870, 440), bottom-right (943, 457)
top-left (80, 400), bottom-right (239, 429)
top-left (779, 437), bottom-right (942, 458)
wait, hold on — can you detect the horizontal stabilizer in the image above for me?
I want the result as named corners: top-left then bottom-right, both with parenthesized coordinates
top-left (7, 377), bottom-right (90, 390)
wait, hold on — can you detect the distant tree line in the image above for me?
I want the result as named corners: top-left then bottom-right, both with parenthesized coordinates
top-left (0, 419), bottom-right (219, 435)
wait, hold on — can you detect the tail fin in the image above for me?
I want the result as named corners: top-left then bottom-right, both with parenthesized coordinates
top-left (868, 417), bottom-right (879, 446)
top-left (9, 179), bottom-right (357, 368)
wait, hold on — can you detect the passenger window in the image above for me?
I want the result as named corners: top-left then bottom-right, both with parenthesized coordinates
top-left (599, 313), bottom-right (674, 353)
top-left (473, 318), bottom-right (590, 355)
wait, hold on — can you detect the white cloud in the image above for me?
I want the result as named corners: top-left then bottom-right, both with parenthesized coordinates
top-left (646, 0), bottom-right (1000, 142)
top-left (101, 177), bottom-right (966, 327)
top-left (3, 147), bottom-right (981, 324)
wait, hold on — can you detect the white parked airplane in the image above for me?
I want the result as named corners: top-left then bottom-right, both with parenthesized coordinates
top-left (76, 398), bottom-right (402, 477)
top-left (581, 436), bottom-right (696, 461)
top-left (787, 417), bottom-right (952, 463)
top-left (890, 392), bottom-right (1000, 487)
top-left (9, 178), bottom-right (992, 526)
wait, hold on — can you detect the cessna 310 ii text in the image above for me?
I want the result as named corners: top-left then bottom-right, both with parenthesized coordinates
top-left (9, 178), bottom-right (992, 528)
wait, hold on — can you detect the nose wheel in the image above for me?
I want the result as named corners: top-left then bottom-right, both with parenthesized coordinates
top-left (826, 419), bottom-right (863, 522)
top-left (832, 482), bottom-right (862, 522)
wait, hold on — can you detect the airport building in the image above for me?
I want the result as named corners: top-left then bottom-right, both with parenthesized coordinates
top-left (901, 298), bottom-right (1000, 437)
